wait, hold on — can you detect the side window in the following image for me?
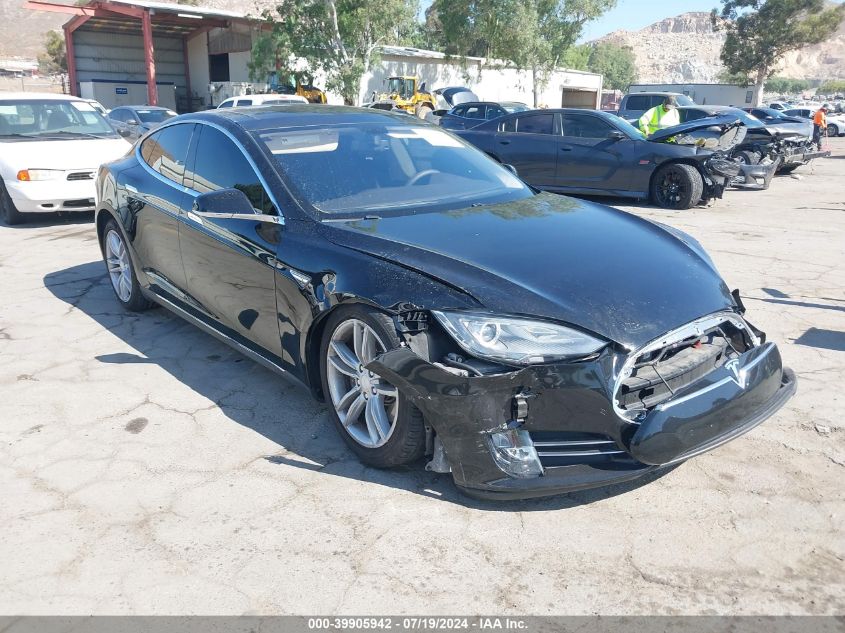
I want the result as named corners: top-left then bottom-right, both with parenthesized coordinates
top-left (625, 95), bottom-right (650, 110)
top-left (486, 107), bottom-right (504, 120)
top-left (218, 100), bottom-right (232, 109)
top-left (140, 123), bottom-right (194, 184)
top-left (515, 113), bottom-right (554, 135)
top-left (451, 106), bottom-right (465, 117)
top-left (110, 108), bottom-right (127, 122)
top-left (563, 115), bottom-right (614, 139)
top-left (187, 125), bottom-right (275, 215)
top-left (464, 105), bottom-right (485, 119)
top-left (236, 99), bottom-right (252, 106)
top-left (500, 117), bottom-right (517, 133)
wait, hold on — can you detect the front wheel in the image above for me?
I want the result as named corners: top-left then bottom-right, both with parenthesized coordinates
top-left (101, 218), bottom-right (153, 311)
top-left (827, 124), bottom-right (837, 138)
top-left (650, 163), bottom-right (704, 210)
top-left (0, 180), bottom-right (24, 225)
top-left (320, 306), bottom-right (426, 468)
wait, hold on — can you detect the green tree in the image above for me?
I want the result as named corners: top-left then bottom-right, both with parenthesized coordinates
top-left (765, 76), bottom-right (811, 94)
top-left (818, 79), bottom-right (845, 94)
top-left (431, 0), bottom-right (616, 107)
top-left (250, 0), bottom-right (418, 105)
top-left (560, 44), bottom-right (591, 70)
top-left (585, 42), bottom-right (636, 91)
top-left (713, 0), bottom-right (845, 105)
top-left (38, 31), bottom-right (66, 74)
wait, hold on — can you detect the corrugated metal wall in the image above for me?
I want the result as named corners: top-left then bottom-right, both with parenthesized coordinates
top-left (73, 28), bottom-right (185, 94)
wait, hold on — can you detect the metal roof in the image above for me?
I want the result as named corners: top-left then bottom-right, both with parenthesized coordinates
top-left (105, 0), bottom-right (248, 20)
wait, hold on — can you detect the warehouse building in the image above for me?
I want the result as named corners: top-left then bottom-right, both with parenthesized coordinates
top-left (26, 0), bottom-right (261, 111)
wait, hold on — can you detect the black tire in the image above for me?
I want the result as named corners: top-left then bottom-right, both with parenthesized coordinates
top-left (100, 218), bottom-right (154, 312)
top-left (319, 305), bottom-right (426, 468)
top-left (777, 162), bottom-right (802, 174)
top-left (414, 102), bottom-right (433, 120)
top-left (826, 124), bottom-right (837, 138)
top-left (650, 163), bottom-right (704, 210)
top-left (735, 150), bottom-right (760, 165)
top-left (0, 180), bottom-right (24, 226)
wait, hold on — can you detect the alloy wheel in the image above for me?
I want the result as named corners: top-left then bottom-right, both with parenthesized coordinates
top-left (105, 229), bottom-right (132, 303)
top-left (659, 171), bottom-right (688, 206)
top-left (326, 318), bottom-right (399, 448)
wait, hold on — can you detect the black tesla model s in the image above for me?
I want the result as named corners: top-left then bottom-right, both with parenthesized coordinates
top-left (95, 105), bottom-right (795, 500)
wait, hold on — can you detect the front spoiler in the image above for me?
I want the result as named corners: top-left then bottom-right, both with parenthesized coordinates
top-left (367, 342), bottom-right (795, 500)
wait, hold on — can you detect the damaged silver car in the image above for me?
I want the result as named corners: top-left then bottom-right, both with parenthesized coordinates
top-left (94, 106), bottom-right (797, 500)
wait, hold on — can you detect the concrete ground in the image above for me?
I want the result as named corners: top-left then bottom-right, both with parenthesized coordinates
top-left (1, 139), bottom-right (843, 616)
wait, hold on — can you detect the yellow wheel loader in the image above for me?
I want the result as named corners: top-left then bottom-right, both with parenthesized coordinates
top-left (369, 76), bottom-right (435, 118)
top-left (268, 72), bottom-right (327, 104)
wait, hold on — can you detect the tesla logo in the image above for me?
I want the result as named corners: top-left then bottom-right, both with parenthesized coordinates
top-left (725, 359), bottom-right (747, 389)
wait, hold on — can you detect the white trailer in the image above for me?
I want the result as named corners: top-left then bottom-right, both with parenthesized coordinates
top-left (628, 83), bottom-right (760, 107)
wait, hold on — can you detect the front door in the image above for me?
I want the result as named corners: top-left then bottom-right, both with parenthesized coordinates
top-left (178, 124), bottom-right (284, 359)
top-left (493, 112), bottom-right (559, 188)
top-left (556, 113), bottom-right (631, 192)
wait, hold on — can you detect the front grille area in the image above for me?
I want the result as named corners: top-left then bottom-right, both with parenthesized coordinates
top-left (62, 198), bottom-right (95, 209)
top-left (615, 318), bottom-right (755, 420)
top-left (67, 171), bottom-right (95, 181)
top-left (531, 431), bottom-right (632, 468)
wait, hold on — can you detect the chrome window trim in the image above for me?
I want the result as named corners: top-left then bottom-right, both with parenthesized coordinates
top-left (612, 310), bottom-right (760, 422)
top-left (134, 119), bottom-right (286, 225)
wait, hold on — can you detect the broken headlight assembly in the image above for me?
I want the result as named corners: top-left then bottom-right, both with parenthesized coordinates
top-left (431, 311), bottom-right (606, 365)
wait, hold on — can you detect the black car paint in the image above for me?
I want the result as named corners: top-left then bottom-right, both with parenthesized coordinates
top-left (96, 105), bottom-right (794, 499)
top-left (453, 109), bottom-right (730, 201)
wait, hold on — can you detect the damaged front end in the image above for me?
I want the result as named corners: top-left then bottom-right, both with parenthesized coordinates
top-left (366, 306), bottom-right (796, 500)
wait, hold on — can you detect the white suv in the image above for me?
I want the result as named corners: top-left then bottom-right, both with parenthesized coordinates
top-left (216, 93), bottom-right (308, 109)
top-left (0, 93), bottom-right (130, 225)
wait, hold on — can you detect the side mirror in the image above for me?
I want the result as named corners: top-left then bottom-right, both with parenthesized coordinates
top-left (608, 130), bottom-right (626, 141)
top-left (126, 119), bottom-right (139, 126)
top-left (502, 164), bottom-right (518, 177)
top-left (117, 128), bottom-right (131, 137)
top-left (193, 188), bottom-right (257, 216)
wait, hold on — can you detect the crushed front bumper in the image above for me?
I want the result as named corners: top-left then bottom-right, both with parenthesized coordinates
top-left (367, 341), bottom-right (796, 500)
top-left (732, 161), bottom-right (778, 190)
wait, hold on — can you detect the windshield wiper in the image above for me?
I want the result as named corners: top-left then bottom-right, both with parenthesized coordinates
top-left (38, 131), bottom-right (115, 139)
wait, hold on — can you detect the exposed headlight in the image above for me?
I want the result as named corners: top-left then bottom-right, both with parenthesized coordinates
top-left (431, 311), bottom-right (606, 365)
top-left (17, 169), bottom-right (64, 181)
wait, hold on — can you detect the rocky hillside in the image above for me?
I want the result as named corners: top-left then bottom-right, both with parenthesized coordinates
top-left (595, 10), bottom-right (845, 84)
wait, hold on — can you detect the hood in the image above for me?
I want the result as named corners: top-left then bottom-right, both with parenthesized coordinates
top-left (649, 115), bottom-right (747, 149)
top-left (0, 137), bottom-right (130, 171)
top-left (762, 121), bottom-right (813, 139)
top-left (321, 193), bottom-right (734, 350)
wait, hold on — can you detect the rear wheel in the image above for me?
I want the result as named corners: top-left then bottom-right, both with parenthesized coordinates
top-left (0, 180), bottom-right (24, 226)
top-left (650, 163), bottom-right (703, 210)
top-left (827, 124), bottom-right (838, 137)
top-left (320, 305), bottom-right (426, 468)
top-left (735, 150), bottom-right (760, 165)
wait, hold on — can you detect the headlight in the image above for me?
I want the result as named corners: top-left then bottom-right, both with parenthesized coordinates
top-left (17, 169), bottom-right (64, 181)
top-left (431, 311), bottom-right (606, 365)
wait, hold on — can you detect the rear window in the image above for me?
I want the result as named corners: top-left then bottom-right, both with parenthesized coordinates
top-left (624, 95), bottom-right (654, 111)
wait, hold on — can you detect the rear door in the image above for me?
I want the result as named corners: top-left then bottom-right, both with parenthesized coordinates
top-left (178, 123), bottom-right (284, 358)
top-left (493, 112), bottom-right (559, 187)
top-left (556, 113), bottom-right (632, 192)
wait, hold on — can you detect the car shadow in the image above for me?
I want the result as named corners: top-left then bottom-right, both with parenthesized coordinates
top-left (2, 210), bottom-right (94, 229)
top-left (43, 260), bottom-right (676, 511)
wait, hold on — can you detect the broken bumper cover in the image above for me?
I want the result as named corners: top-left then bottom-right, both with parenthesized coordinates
top-left (367, 342), bottom-right (796, 500)
top-left (782, 149), bottom-right (831, 165)
top-left (732, 162), bottom-right (778, 190)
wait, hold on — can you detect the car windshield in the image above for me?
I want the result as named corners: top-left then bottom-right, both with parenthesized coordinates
top-left (613, 115), bottom-right (646, 140)
top-left (257, 122), bottom-right (533, 217)
top-left (0, 99), bottom-right (118, 139)
top-left (502, 103), bottom-right (531, 113)
top-left (136, 109), bottom-right (176, 124)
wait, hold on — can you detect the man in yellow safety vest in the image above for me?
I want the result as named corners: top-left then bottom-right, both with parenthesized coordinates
top-left (638, 96), bottom-right (681, 136)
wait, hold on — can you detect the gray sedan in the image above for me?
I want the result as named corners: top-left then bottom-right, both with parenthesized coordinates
top-left (107, 106), bottom-right (177, 141)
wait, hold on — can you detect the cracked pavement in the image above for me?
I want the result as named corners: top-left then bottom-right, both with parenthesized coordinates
top-left (1, 140), bottom-right (843, 615)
